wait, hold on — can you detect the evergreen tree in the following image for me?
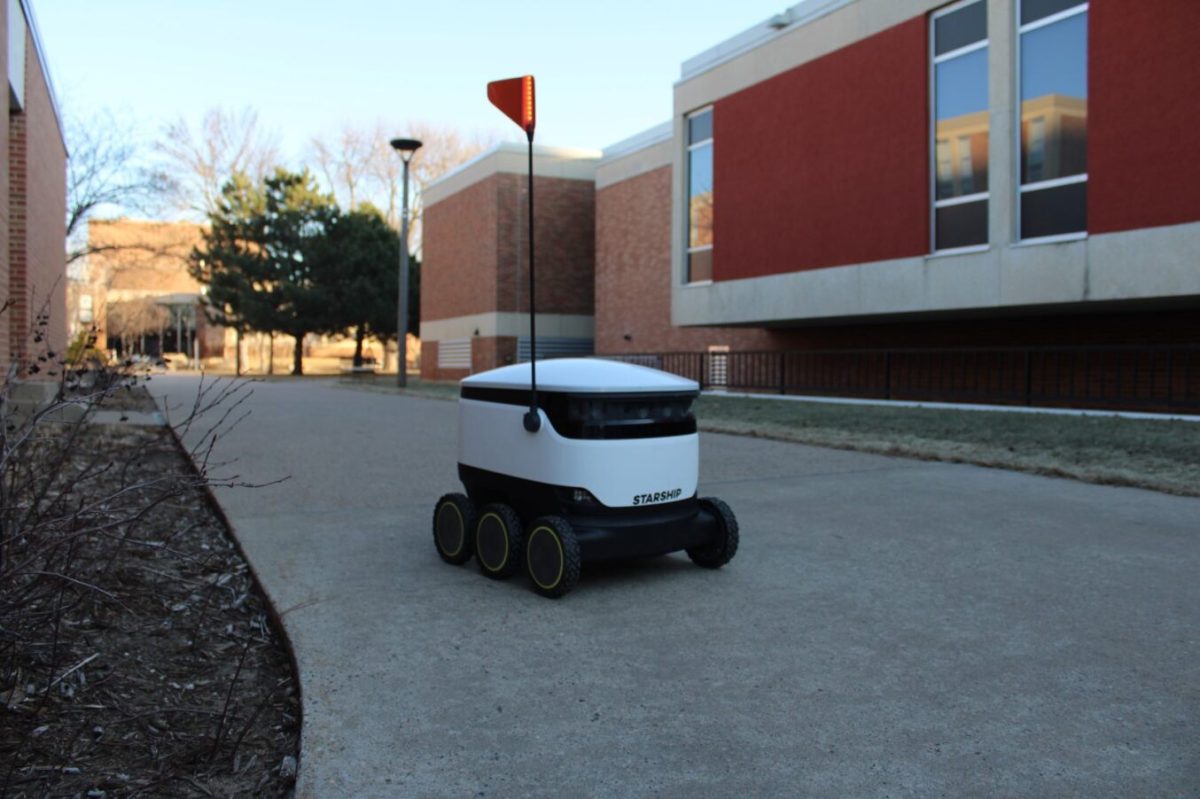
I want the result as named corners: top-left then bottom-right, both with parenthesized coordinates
top-left (257, 169), bottom-right (339, 374)
top-left (316, 205), bottom-right (401, 367)
top-left (189, 172), bottom-right (273, 375)
top-left (192, 169), bottom-right (423, 375)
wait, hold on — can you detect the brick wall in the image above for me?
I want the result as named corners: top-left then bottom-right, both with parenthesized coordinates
top-left (595, 164), bottom-right (775, 354)
top-left (1, 5), bottom-right (10, 368)
top-left (1089, 1), bottom-right (1200, 234)
top-left (471, 335), bottom-right (516, 374)
top-left (7, 110), bottom-right (29, 366)
top-left (504, 173), bottom-right (594, 316)
top-left (5, 21), bottom-right (67, 373)
top-left (714, 16), bottom-right (928, 280)
top-left (421, 166), bottom-right (596, 381)
top-left (422, 176), bottom-right (500, 323)
top-left (423, 172), bottom-right (596, 325)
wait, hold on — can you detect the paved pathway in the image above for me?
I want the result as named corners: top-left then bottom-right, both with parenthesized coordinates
top-left (152, 375), bottom-right (1200, 798)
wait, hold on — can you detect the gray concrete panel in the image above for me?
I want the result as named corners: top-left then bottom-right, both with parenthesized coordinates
top-left (1089, 222), bottom-right (1200, 301)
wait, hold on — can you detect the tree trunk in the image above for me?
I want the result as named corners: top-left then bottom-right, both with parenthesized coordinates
top-left (292, 335), bottom-right (304, 375)
top-left (268, 332), bottom-right (275, 375)
top-left (353, 325), bottom-right (365, 368)
top-left (235, 327), bottom-right (243, 376)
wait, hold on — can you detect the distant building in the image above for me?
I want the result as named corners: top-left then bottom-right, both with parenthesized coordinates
top-left (76, 219), bottom-right (224, 364)
top-left (3, 0), bottom-right (67, 374)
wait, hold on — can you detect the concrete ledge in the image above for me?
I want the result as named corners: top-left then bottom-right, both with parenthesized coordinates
top-left (673, 221), bottom-right (1200, 327)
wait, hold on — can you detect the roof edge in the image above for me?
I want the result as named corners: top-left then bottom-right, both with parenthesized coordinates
top-left (678, 0), bottom-right (856, 85)
top-left (599, 121), bottom-right (672, 165)
top-left (423, 142), bottom-right (602, 208)
top-left (17, 0), bottom-right (67, 152)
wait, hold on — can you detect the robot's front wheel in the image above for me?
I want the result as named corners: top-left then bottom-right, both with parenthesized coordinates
top-left (524, 516), bottom-right (581, 599)
top-left (432, 493), bottom-right (476, 565)
top-left (687, 497), bottom-right (739, 569)
top-left (474, 503), bottom-right (524, 580)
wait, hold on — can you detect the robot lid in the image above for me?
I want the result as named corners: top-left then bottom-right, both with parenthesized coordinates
top-left (461, 358), bottom-right (699, 395)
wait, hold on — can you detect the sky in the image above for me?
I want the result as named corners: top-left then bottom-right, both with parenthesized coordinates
top-left (34, 0), bottom-right (792, 160)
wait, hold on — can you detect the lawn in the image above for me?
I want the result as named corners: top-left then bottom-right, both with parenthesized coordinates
top-left (696, 394), bottom-right (1200, 497)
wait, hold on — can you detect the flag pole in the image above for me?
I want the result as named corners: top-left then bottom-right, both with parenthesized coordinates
top-left (487, 74), bottom-right (540, 432)
top-left (523, 125), bottom-right (540, 432)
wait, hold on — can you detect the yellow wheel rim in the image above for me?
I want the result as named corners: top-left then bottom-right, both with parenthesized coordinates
top-left (527, 526), bottom-right (564, 590)
top-left (476, 511), bottom-right (509, 572)
top-left (437, 502), bottom-right (465, 557)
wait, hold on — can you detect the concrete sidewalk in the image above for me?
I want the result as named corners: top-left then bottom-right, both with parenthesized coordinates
top-left (152, 375), bottom-right (1200, 798)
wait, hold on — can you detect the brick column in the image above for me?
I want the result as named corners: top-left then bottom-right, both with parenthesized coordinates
top-left (7, 111), bottom-right (28, 368)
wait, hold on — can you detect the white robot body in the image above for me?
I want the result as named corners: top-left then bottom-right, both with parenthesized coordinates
top-left (458, 359), bottom-right (699, 509)
top-left (432, 358), bottom-right (739, 597)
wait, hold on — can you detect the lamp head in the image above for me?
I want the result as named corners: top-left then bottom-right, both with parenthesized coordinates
top-left (390, 138), bottom-right (423, 162)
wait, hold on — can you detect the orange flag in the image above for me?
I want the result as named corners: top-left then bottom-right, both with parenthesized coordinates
top-left (487, 75), bottom-right (536, 135)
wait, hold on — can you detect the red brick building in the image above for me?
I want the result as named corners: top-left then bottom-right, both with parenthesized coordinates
top-left (422, 0), bottom-right (1200, 409)
top-left (420, 143), bottom-right (599, 380)
top-left (666, 0), bottom-right (1199, 343)
top-left (3, 0), bottom-right (66, 374)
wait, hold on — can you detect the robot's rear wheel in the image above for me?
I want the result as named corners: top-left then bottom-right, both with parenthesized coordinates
top-left (474, 503), bottom-right (524, 579)
top-left (524, 516), bottom-right (581, 598)
top-left (432, 493), bottom-right (475, 565)
top-left (687, 497), bottom-right (739, 569)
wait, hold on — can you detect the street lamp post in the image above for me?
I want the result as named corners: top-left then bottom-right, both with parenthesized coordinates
top-left (390, 137), bottom-right (423, 387)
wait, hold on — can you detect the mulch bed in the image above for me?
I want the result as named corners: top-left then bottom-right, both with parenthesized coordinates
top-left (0, 385), bottom-right (300, 797)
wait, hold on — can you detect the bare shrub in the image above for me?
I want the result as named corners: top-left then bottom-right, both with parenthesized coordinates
top-left (0, 312), bottom-right (298, 795)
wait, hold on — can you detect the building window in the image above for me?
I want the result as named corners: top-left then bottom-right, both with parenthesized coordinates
top-left (932, 0), bottom-right (989, 252)
top-left (686, 107), bottom-right (713, 283)
top-left (1019, 0), bottom-right (1088, 240)
top-left (8, 0), bottom-right (27, 110)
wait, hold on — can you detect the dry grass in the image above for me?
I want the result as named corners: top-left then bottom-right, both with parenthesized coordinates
top-left (696, 394), bottom-right (1200, 497)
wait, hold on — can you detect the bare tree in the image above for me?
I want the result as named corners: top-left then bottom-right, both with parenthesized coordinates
top-left (66, 110), bottom-right (170, 265)
top-left (365, 121), bottom-right (497, 249)
top-left (106, 297), bottom-right (169, 355)
top-left (309, 125), bottom-right (374, 211)
top-left (157, 107), bottom-right (280, 217)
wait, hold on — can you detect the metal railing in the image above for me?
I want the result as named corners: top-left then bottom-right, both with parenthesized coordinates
top-left (601, 346), bottom-right (1200, 413)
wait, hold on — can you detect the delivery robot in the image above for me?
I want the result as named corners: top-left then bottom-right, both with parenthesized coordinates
top-left (431, 358), bottom-right (738, 598)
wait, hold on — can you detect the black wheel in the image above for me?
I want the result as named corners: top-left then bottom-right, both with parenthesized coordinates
top-left (432, 493), bottom-right (475, 565)
top-left (687, 497), bottom-right (739, 569)
top-left (524, 516), bottom-right (581, 598)
top-left (474, 503), bottom-right (524, 579)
